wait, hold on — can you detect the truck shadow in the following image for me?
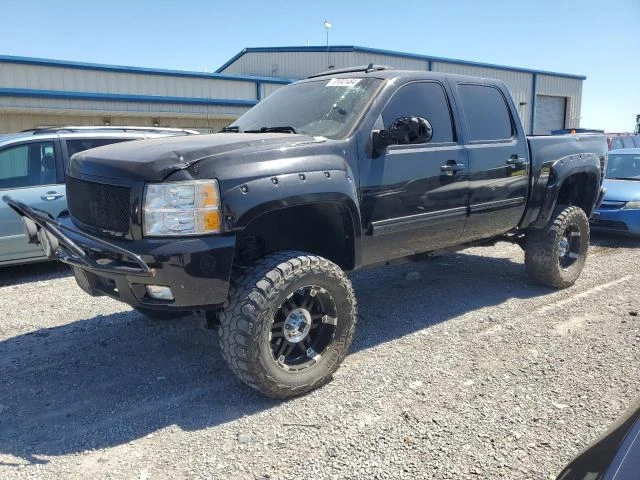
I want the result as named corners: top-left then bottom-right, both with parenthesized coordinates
top-left (0, 261), bottom-right (71, 288)
top-left (0, 248), bottom-right (550, 464)
top-left (590, 232), bottom-right (639, 249)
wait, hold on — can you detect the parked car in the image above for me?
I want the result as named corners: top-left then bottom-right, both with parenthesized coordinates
top-left (0, 126), bottom-right (198, 266)
top-left (5, 66), bottom-right (607, 398)
top-left (591, 148), bottom-right (640, 236)
top-left (556, 398), bottom-right (640, 479)
top-left (606, 134), bottom-right (640, 150)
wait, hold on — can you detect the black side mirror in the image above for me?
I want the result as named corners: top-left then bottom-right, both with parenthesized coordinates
top-left (372, 116), bottom-right (433, 156)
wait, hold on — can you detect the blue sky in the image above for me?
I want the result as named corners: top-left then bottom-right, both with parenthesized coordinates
top-left (0, 0), bottom-right (637, 132)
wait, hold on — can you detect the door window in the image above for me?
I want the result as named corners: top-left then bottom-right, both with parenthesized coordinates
top-left (0, 141), bottom-right (57, 189)
top-left (381, 82), bottom-right (455, 144)
top-left (458, 84), bottom-right (514, 141)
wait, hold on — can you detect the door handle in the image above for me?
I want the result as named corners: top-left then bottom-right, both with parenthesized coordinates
top-left (41, 192), bottom-right (64, 201)
top-left (506, 157), bottom-right (527, 168)
top-left (441, 162), bottom-right (466, 176)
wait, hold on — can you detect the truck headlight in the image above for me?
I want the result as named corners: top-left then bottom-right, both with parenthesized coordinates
top-left (143, 180), bottom-right (221, 236)
top-left (623, 200), bottom-right (640, 209)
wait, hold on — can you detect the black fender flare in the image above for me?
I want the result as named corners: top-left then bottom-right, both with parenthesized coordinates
top-left (221, 168), bottom-right (362, 265)
top-left (523, 153), bottom-right (601, 229)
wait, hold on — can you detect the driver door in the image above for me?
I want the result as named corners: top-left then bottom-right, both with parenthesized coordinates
top-left (359, 81), bottom-right (469, 265)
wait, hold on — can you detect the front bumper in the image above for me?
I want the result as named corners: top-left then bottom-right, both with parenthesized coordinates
top-left (3, 196), bottom-right (235, 310)
top-left (590, 207), bottom-right (640, 236)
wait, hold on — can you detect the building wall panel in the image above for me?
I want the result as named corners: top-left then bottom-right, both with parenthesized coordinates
top-left (0, 112), bottom-right (232, 134)
top-left (0, 97), bottom-right (250, 119)
top-left (0, 62), bottom-right (258, 100)
top-left (225, 51), bottom-right (428, 79)
top-left (261, 82), bottom-right (285, 99)
top-left (432, 61), bottom-right (534, 133)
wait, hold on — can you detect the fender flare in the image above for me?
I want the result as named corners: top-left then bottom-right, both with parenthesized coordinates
top-left (221, 168), bottom-right (363, 266)
top-left (524, 153), bottom-right (601, 229)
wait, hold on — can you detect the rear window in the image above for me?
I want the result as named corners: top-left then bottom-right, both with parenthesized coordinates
top-left (458, 84), bottom-right (514, 142)
top-left (66, 138), bottom-right (130, 158)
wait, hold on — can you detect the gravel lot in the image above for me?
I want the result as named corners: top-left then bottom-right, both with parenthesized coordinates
top-left (1, 234), bottom-right (639, 480)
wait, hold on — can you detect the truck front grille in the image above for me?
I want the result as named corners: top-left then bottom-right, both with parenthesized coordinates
top-left (66, 176), bottom-right (131, 234)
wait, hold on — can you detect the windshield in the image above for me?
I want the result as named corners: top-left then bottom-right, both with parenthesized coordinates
top-left (229, 78), bottom-right (382, 140)
top-left (606, 154), bottom-right (640, 179)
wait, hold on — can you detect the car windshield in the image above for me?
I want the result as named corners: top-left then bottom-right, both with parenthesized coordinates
top-left (228, 78), bottom-right (382, 140)
top-left (606, 154), bottom-right (640, 180)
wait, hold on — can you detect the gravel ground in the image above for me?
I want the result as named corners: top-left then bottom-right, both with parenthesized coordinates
top-left (0, 234), bottom-right (639, 480)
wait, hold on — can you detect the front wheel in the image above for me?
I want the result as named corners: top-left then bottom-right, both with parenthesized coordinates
top-left (218, 251), bottom-right (357, 399)
top-left (525, 205), bottom-right (590, 288)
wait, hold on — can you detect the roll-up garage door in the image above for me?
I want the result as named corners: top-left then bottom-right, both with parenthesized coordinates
top-left (534, 95), bottom-right (566, 135)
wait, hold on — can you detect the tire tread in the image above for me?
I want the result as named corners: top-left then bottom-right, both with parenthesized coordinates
top-left (218, 251), bottom-right (357, 399)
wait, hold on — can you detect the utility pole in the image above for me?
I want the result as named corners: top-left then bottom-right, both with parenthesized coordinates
top-left (324, 20), bottom-right (332, 69)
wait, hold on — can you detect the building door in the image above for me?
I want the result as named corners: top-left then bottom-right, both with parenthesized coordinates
top-left (534, 95), bottom-right (566, 135)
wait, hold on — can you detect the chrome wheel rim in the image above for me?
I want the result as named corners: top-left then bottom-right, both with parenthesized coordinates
top-left (559, 225), bottom-right (581, 269)
top-left (270, 285), bottom-right (337, 372)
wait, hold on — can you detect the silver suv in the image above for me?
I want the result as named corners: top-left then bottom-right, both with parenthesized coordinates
top-left (0, 126), bottom-right (198, 266)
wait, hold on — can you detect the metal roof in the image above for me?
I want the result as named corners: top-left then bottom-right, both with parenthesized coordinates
top-left (0, 55), bottom-right (294, 84)
top-left (216, 45), bottom-right (587, 80)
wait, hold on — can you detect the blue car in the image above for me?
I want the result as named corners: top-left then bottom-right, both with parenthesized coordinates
top-left (591, 148), bottom-right (640, 236)
top-left (0, 126), bottom-right (198, 266)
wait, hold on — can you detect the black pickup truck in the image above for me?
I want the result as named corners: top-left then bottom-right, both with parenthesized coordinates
top-left (5, 65), bottom-right (607, 398)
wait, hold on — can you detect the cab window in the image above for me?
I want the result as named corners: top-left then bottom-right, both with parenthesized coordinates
top-left (381, 82), bottom-right (455, 144)
top-left (458, 84), bottom-right (514, 141)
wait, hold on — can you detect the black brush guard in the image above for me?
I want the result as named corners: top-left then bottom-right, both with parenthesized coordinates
top-left (3, 196), bottom-right (154, 277)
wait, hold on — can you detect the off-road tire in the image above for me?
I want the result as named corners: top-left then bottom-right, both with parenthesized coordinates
top-left (525, 206), bottom-right (590, 288)
top-left (133, 307), bottom-right (187, 320)
top-left (218, 251), bottom-right (357, 399)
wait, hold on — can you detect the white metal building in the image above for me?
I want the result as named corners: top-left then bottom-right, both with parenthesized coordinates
top-left (0, 55), bottom-right (291, 134)
top-left (216, 46), bottom-right (586, 135)
top-left (0, 46), bottom-right (585, 135)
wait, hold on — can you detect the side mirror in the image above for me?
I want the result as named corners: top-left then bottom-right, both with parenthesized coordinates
top-left (371, 116), bottom-right (433, 156)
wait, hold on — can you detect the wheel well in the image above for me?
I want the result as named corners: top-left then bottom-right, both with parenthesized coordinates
top-left (234, 202), bottom-right (356, 270)
top-left (556, 172), bottom-right (599, 216)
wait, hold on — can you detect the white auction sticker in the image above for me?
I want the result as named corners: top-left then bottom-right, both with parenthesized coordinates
top-left (326, 78), bottom-right (361, 87)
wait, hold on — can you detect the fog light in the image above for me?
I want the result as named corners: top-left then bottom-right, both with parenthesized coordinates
top-left (146, 285), bottom-right (174, 301)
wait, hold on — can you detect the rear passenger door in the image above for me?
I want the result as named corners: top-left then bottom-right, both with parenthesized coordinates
top-left (359, 81), bottom-right (469, 264)
top-left (454, 83), bottom-right (529, 242)
top-left (0, 139), bottom-right (66, 264)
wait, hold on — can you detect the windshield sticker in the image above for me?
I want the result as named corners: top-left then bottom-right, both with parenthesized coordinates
top-left (326, 78), bottom-right (362, 87)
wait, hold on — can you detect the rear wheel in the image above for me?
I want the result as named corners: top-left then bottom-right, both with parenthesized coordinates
top-left (525, 205), bottom-right (590, 288)
top-left (218, 251), bottom-right (357, 399)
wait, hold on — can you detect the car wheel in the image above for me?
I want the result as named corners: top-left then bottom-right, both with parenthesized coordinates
top-left (218, 251), bottom-right (357, 399)
top-left (525, 205), bottom-right (590, 288)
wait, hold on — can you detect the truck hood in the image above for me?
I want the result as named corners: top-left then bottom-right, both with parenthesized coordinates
top-left (69, 133), bottom-right (327, 182)
top-left (602, 178), bottom-right (640, 202)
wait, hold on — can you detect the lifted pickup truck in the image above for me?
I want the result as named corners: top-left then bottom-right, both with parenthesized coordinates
top-left (5, 65), bottom-right (607, 398)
